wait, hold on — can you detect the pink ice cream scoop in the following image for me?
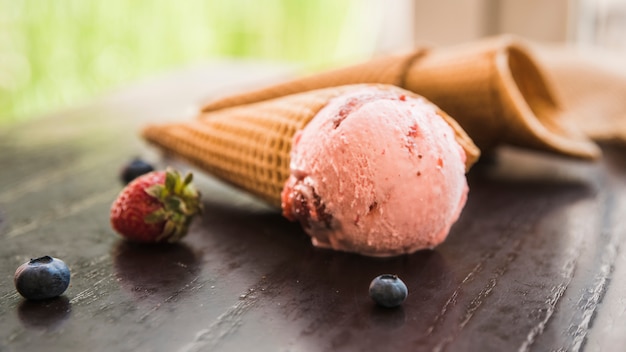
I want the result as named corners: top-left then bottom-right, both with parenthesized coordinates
top-left (281, 86), bottom-right (470, 257)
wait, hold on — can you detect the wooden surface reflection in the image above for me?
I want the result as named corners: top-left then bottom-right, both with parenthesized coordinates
top-left (1, 64), bottom-right (625, 351)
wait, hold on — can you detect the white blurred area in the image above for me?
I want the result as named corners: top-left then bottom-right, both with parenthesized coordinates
top-left (370, 0), bottom-right (626, 52)
top-left (575, 0), bottom-right (626, 50)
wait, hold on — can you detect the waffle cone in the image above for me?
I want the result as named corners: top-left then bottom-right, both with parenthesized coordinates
top-left (142, 84), bottom-right (479, 208)
top-left (201, 35), bottom-right (599, 160)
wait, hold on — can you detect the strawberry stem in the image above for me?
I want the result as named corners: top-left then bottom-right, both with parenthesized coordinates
top-left (145, 168), bottom-right (202, 242)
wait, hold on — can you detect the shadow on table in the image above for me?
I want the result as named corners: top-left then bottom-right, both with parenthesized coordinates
top-left (18, 296), bottom-right (72, 331)
top-left (111, 241), bottom-right (201, 302)
top-left (148, 145), bottom-right (603, 350)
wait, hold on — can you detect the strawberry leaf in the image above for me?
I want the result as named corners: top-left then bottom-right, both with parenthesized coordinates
top-left (145, 184), bottom-right (165, 199)
top-left (145, 209), bottom-right (167, 224)
top-left (165, 197), bottom-right (182, 212)
top-left (158, 221), bottom-right (177, 241)
top-left (183, 172), bottom-right (193, 186)
top-left (165, 170), bottom-right (177, 192)
top-left (145, 169), bottom-right (202, 243)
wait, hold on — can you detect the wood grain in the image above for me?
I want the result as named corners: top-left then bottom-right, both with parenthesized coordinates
top-left (1, 63), bottom-right (625, 352)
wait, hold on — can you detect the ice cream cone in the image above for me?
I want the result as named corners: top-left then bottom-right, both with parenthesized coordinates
top-left (201, 35), bottom-right (600, 160)
top-left (142, 84), bottom-right (480, 208)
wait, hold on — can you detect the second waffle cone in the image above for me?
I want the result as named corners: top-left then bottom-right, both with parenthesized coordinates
top-left (201, 35), bottom-right (600, 160)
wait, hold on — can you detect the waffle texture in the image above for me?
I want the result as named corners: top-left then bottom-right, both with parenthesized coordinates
top-left (143, 84), bottom-right (479, 208)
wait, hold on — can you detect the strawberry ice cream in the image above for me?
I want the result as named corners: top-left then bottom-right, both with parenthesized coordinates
top-left (281, 86), bottom-right (471, 257)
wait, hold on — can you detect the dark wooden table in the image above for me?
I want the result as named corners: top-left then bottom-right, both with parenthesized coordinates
top-left (1, 62), bottom-right (625, 352)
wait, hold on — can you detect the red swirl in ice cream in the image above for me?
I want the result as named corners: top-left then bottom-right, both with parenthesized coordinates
top-left (281, 86), bottom-right (469, 257)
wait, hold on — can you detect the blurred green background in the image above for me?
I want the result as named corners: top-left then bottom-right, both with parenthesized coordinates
top-left (0, 0), bottom-right (373, 126)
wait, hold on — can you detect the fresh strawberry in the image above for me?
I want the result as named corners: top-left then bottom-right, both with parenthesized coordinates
top-left (110, 168), bottom-right (201, 243)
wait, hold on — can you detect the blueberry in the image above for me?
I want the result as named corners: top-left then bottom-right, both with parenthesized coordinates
top-left (120, 158), bottom-right (154, 184)
top-left (369, 274), bottom-right (408, 308)
top-left (14, 256), bottom-right (71, 300)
